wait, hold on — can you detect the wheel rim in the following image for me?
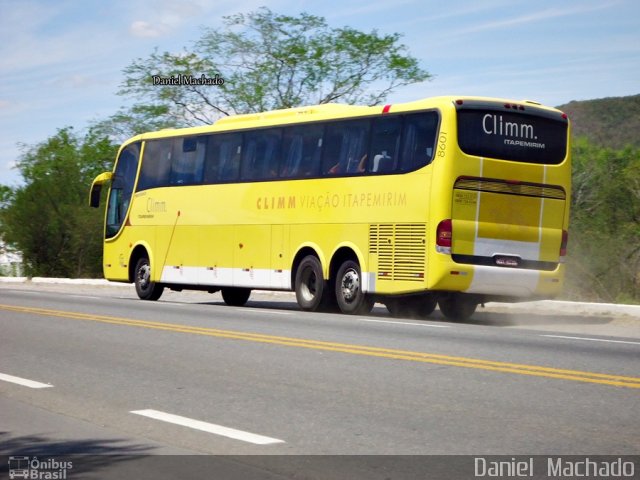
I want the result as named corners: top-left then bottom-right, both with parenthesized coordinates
top-left (137, 263), bottom-right (151, 291)
top-left (300, 266), bottom-right (318, 302)
top-left (340, 268), bottom-right (360, 303)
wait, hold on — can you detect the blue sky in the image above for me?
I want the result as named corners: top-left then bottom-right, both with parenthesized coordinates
top-left (1, 0), bottom-right (639, 186)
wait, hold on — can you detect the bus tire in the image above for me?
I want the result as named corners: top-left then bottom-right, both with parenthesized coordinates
top-left (438, 294), bottom-right (477, 321)
top-left (134, 256), bottom-right (164, 301)
top-left (221, 287), bottom-right (251, 306)
top-left (416, 295), bottom-right (438, 317)
top-left (385, 299), bottom-right (407, 317)
top-left (335, 260), bottom-right (374, 315)
top-left (295, 255), bottom-right (327, 311)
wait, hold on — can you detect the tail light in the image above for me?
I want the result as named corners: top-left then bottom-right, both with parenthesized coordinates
top-left (559, 229), bottom-right (568, 262)
top-left (436, 219), bottom-right (452, 254)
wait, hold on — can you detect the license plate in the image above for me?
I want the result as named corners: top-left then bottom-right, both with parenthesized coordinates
top-left (495, 256), bottom-right (520, 267)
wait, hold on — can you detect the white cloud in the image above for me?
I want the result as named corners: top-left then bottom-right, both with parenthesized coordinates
top-left (157, 0), bottom-right (204, 24)
top-left (129, 20), bottom-right (171, 38)
top-left (0, 140), bottom-right (22, 186)
top-left (324, 0), bottom-right (416, 20)
top-left (453, 1), bottom-right (620, 36)
top-left (128, 0), bottom-right (208, 38)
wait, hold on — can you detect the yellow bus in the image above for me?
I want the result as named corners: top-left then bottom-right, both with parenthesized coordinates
top-left (89, 96), bottom-right (570, 320)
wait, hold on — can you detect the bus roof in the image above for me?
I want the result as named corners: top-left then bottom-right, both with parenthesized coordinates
top-left (214, 103), bottom-right (368, 127)
top-left (126, 95), bottom-right (565, 144)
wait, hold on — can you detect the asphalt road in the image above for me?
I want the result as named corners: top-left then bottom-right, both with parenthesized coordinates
top-left (1, 283), bottom-right (639, 478)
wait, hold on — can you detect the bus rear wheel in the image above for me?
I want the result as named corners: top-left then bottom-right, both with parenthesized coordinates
top-left (221, 287), bottom-right (251, 306)
top-left (134, 256), bottom-right (164, 301)
top-left (386, 295), bottom-right (437, 319)
top-left (295, 255), bottom-right (329, 311)
top-left (438, 294), bottom-right (477, 321)
top-left (335, 260), bottom-right (374, 315)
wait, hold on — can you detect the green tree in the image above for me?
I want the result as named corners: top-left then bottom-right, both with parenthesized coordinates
top-left (0, 185), bottom-right (12, 209)
top-left (103, 7), bottom-right (430, 137)
top-left (0, 128), bottom-right (116, 277)
top-left (565, 138), bottom-right (640, 302)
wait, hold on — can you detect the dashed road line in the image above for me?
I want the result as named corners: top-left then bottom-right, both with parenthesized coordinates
top-left (541, 334), bottom-right (640, 346)
top-left (0, 372), bottom-right (53, 389)
top-left (235, 308), bottom-right (292, 315)
top-left (130, 409), bottom-right (284, 445)
top-left (358, 318), bottom-right (450, 328)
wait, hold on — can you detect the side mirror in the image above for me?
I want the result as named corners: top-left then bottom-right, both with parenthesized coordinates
top-left (89, 172), bottom-right (113, 208)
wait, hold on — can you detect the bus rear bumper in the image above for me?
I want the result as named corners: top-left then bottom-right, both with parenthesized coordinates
top-left (431, 263), bottom-right (564, 299)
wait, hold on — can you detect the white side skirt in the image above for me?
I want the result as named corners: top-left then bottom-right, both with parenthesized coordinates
top-left (161, 266), bottom-right (376, 293)
top-left (161, 266), bottom-right (292, 290)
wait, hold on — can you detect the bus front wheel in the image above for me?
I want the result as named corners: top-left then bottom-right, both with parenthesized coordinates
top-left (335, 260), bottom-right (374, 315)
top-left (438, 294), bottom-right (477, 321)
top-left (134, 256), bottom-right (164, 301)
top-left (221, 287), bottom-right (251, 306)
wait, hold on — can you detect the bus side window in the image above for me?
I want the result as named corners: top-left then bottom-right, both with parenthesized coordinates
top-left (399, 112), bottom-right (438, 171)
top-left (280, 132), bottom-right (303, 178)
top-left (204, 136), bottom-right (220, 183)
top-left (322, 124), bottom-right (342, 175)
top-left (209, 133), bottom-right (242, 183)
top-left (137, 139), bottom-right (172, 190)
top-left (170, 136), bottom-right (207, 185)
top-left (281, 124), bottom-right (323, 178)
top-left (301, 128), bottom-right (323, 177)
top-left (368, 116), bottom-right (402, 173)
top-left (193, 137), bottom-right (207, 182)
top-left (322, 120), bottom-right (369, 175)
top-left (241, 128), bottom-right (281, 181)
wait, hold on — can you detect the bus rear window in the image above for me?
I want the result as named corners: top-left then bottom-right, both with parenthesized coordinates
top-left (457, 107), bottom-right (568, 165)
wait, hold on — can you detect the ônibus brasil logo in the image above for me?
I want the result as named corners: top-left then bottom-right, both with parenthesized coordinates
top-left (8, 456), bottom-right (73, 479)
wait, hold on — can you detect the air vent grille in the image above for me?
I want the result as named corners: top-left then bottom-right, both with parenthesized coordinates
top-left (370, 223), bottom-right (426, 281)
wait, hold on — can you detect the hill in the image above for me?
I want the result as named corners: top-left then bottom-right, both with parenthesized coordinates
top-left (557, 94), bottom-right (640, 148)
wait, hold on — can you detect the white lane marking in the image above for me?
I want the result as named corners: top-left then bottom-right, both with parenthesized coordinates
top-left (0, 373), bottom-right (53, 389)
top-left (358, 318), bottom-right (450, 328)
top-left (130, 409), bottom-right (285, 445)
top-left (235, 308), bottom-right (292, 316)
top-left (6, 290), bottom-right (100, 300)
top-left (541, 334), bottom-right (640, 346)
